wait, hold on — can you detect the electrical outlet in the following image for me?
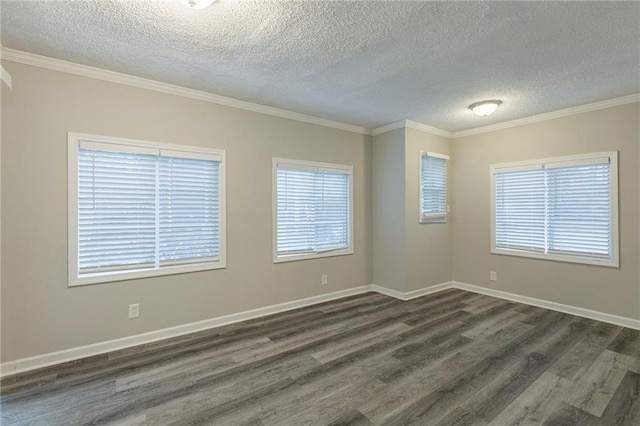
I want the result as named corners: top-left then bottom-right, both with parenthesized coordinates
top-left (490, 271), bottom-right (497, 281)
top-left (321, 275), bottom-right (328, 286)
top-left (128, 303), bottom-right (140, 319)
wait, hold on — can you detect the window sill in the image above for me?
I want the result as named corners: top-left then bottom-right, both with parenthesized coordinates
top-left (273, 248), bottom-right (354, 264)
top-left (420, 217), bottom-right (447, 224)
top-left (68, 261), bottom-right (226, 287)
top-left (491, 247), bottom-right (618, 268)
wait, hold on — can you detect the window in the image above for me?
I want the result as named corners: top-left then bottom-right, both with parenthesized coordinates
top-left (68, 133), bottom-right (226, 286)
top-left (273, 158), bottom-right (353, 262)
top-left (491, 151), bottom-right (618, 267)
top-left (420, 152), bottom-right (449, 223)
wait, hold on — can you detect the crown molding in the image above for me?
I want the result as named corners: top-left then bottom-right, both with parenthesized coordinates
top-left (451, 93), bottom-right (640, 139)
top-left (0, 47), bottom-right (371, 136)
top-left (404, 120), bottom-right (453, 138)
top-left (3, 48), bottom-right (638, 140)
top-left (371, 120), bottom-right (405, 136)
top-left (372, 94), bottom-right (639, 139)
top-left (1, 64), bottom-right (12, 88)
top-left (371, 120), bottom-right (452, 138)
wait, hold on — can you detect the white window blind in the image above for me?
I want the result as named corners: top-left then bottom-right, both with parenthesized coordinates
top-left (70, 133), bottom-right (225, 285)
top-left (547, 163), bottom-right (611, 258)
top-left (420, 152), bottom-right (449, 223)
top-left (78, 148), bottom-right (157, 273)
top-left (495, 168), bottom-right (546, 252)
top-left (274, 160), bottom-right (352, 260)
top-left (159, 156), bottom-right (220, 266)
top-left (492, 152), bottom-right (618, 267)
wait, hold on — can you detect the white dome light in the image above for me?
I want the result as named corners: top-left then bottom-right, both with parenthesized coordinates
top-left (469, 100), bottom-right (503, 117)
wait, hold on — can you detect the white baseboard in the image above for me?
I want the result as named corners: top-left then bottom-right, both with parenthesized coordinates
top-left (4, 280), bottom-right (638, 377)
top-left (372, 281), bottom-right (640, 330)
top-left (369, 284), bottom-right (406, 300)
top-left (452, 281), bottom-right (640, 331)
top-left (371, 282), bottom-right (454, 301)
top-left (0, 286), bottom-right (371, 377)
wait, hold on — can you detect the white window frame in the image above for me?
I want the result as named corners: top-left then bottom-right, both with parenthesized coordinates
top-left (273, 158), bottom-right (354, 263)
top-left (68, 132), bottom-right (226, 286)
top-left (419, 151), bottom-right (450, 223)
top-left (490, 151), bottom-right (619, 267)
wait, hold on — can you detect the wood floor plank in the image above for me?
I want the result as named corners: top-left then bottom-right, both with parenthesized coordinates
top-left (487, 371), bottom-right (573, 425)
top-left (359, 351), bottom-right (479, 424)
top-left (566, 349), bottom-right (640, 417)
top-left (311, 322), bottom-right (411, 364)
top-left (542, 402), bottom-right (601, 426)
top-left (267, 378), bottom-right (387, 425)
top-left (404, 300), bottom-right (471, 326)
top-left (0, 379), bottom-right (117, 424)
top-left (2, 289), bottom-right (638, 425)
top-left (461, 297), bottom-right (510, 314)
top-left (461, 309), bottom-right (528, 340)
top-left (378, 315), bottom-right (582, 424)
top-left (608, 328), bottom-right (640, 358)
top-left (548, 321), bottom-right (623, 381)
top-left (458, 319), bottom-right (535, 360)
top-left (461, 352), bottom-right (558, 422)
top-left (326, 409), bottom-right (374, 425)
top-left (434, 406), bottom-right (488, 426)
top-left (598, 371), bottom-right (640, 426)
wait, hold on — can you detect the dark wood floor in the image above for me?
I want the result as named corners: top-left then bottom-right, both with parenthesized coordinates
top-left (1, 289), bottom-right (639, 425)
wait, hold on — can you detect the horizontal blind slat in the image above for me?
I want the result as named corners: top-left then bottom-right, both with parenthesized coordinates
top-left (495, 168), bottom-right (547, 250)
top-left (78, 148), bottom-right (157, 272)
top-left (494, 160), bottom-right (612, 261)
top-left (420, 154), bottom-right (447, 221)
top-left (77, 145), bottom-right (222, 276)
top-left (159, 156), bottom-right (220, 263)
top-left (276, 166), bottom-right (350, 255)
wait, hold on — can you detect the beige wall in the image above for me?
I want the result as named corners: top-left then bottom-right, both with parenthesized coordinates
top-left (452, 103), bottom-right (640, 320)
top-left (372, 127), bottom-right (453, 293)
top-left (372, 128), bottom-right (406, 292)
top-left (2, 59), bottom-right (638, 365)
top-left (404, 128), bottom-right (452, 291)
top-left (1, 61), bottom-right (373, 361)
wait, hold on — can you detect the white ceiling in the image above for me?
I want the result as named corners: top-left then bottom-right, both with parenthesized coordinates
top-left (1, 1), bottom-right (639, 132)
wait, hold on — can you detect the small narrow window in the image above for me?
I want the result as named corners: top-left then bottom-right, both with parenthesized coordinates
top-left (420, 152), bottom-right (449, 223)
top-left (273, 158), bottom-right (353, 262)
top-left (68, 133), bottom-right (226, 286)
top-left (491, 151), bottom-right (618, 267)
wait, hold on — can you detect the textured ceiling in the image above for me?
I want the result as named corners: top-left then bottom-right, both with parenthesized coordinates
top-left (1, 1), bottom-right (639, 132)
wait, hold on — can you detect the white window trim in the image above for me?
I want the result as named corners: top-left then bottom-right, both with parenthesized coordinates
top-left (419, 151), bottom-right (450, 224)
top-left (490, 151), bottom-right (619, 268)
top-left (68, 132), bottom-right (227, 286)
top-left (272, 157), bottom-right (354, 263)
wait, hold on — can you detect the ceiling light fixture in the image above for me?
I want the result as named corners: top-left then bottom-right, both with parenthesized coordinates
top-left (469, 100), bottom-right (502, 117)
top-left (177, 0), bottom-right (217, 9)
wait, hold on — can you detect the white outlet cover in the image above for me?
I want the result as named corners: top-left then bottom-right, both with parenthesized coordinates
top-left (128, 304), bottom-right (140, 318)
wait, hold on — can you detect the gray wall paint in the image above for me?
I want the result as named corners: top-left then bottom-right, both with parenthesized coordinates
top-left (1, 59), bottom-right (638, 363)
top-left (372, 127), bottom-right (453, 293)
top-left (452, 103), bottom-right (640, 320)
top-left (404, 128), bottom-right (452, 291)
top-left (372, 128), bottom-right (406, 292)
top-left (1, 61), bottom-right (373, 361)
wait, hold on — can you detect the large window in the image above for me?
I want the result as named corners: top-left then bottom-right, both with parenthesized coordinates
top-left (68, 133), bottom-right (226, 286)
top-left (491, 152), bottom-right (618, 267)
top-left (420, 152), bottom-right (449, 223)
top-left (273, 158), bottom-right (353, 262)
